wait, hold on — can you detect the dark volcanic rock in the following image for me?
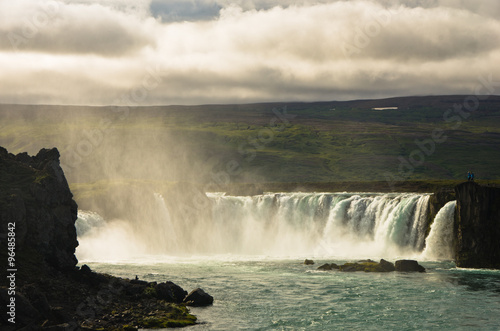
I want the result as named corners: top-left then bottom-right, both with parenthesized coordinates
top-left (0, 146), bottom-right (206, 329)
top-left (21, 284), bottom-right (51, 319)
top-left (395, 260), bottom-right (425, 272)
top-left (155, 281), bottom-right (188, 303)
top-left (336, 260), bottom-right (397, 273)
top-left (0, 147), bottom-right (78, 271)
top-left (183, 288), bottom-right (214, 307)
top-left (0, 287), bottom-right (42, 329)
top-left (340, 263), bottom-right (367, 272)
top-left (379, 259), bottom-right (396, 272)
top-left (304, 259), bottom-right (315, 265)
top-left (317, 263), bottom-right (339, 271)
top-left (454, 182), bottom-right (500, 269)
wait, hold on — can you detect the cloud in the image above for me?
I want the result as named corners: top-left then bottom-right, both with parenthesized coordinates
top-left (1, 0), bottom-right (500, 105)
top-left (0, 0), bottom-right (156, 55)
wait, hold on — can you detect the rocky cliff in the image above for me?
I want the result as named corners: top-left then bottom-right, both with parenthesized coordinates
top-left (1, 147), bottom-right (211, 330)
top-left (454, 182), bottom-right (500, 269)
top-left (0, 147), bottom-right (78, 270)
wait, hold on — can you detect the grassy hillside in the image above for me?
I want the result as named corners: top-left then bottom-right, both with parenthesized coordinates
top-left (1, 96), bottom-right (499, 192)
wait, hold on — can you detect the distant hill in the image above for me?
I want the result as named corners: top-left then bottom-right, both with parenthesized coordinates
top-left (1, 95), bottom-right (500, 188)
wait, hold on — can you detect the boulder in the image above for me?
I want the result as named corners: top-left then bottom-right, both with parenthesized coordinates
top-left (155, 281), bottom-right (188, 303)
top-left (395, 260), bottom-right (425, 272)
top-left (183, 288), bottom-right (214, 307)
top-left (80, 264), bottom-right (92, 275)
top-left (338, 260), bottom-right (396, 272)
top-left (379, 259), bottom-right (396, 272)
top-left (304, 259), bottom-right (315, 265)
top-left (339, 263), bottom-right (366, 272)
top-left (317, 263), bottom-right (339, 271)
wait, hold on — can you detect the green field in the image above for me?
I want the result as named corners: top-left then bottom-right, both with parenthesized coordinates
top-left (1, 95), bottom-right (500, 195)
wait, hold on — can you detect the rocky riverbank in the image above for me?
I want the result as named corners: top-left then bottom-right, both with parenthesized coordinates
top-left (0, 147), bottom-right (212, 330)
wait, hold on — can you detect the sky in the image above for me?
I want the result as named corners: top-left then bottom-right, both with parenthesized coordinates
top-left (1, 0), bottom-right (499, 106)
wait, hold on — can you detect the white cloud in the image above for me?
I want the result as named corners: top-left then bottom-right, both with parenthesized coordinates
top-left (0, 0), bottom-right (499, 105)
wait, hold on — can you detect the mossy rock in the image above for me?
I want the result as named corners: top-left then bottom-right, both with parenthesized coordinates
top-left (139, 304), bottom-right (196, 328)
top-left (339, 260), bottom-right (396, 272)
top-left (339, 263), bottom-right (366, 272)
top-left (360, 262), bottom-right (386, 272)
top-left (143, 286), bottom-right (157, 297)
top-left (317, 263), bottom-right (339, 271)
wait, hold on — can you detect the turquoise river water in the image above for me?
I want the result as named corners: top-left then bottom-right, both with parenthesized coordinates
top-left (82, 258), bottom-right (500, 331)
top-left (76, 192), bottom-right (500, 330)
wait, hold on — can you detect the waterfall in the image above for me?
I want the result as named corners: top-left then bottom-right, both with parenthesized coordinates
top-left (75, 191), bottom-right (460, 261)
top-left (76, 210), bottom-right (147, 261)
top-left (204, 192), bottom-right (431, 258)
top-left (421, 201), bottom-right (457, 260)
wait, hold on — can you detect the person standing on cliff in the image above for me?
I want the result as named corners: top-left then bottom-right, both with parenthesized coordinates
top-left (467, 171), bottom-right (472, 181)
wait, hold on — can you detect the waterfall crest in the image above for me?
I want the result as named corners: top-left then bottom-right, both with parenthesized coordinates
top-left (76, 191), bottom-right (458, 261)
top-left (204, 192), bottom-right (431, 258)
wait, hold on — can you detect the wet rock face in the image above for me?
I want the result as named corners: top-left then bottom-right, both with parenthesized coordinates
top-left (0, 147), bottom-right (78, 270)
top-left (454, 182), bottom-right (500, 269)
top-left (183, 288), bottom-right (214, 307)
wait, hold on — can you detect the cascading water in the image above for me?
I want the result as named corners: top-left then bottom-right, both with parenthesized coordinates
top-left (205, 192), bottom-right (431, 258)
top-left (76, 191), bottom-right (457, 261)
top-left (76, 210), bottom-right (147, 260)
top-left (421, 201), bottom-right (457, 260)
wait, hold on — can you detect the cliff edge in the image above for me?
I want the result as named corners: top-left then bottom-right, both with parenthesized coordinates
top-left (0, 146), bottom-right (78, 271)
top-left (454, 181), bottom-right (500, 269)
top-left (1, 147), bottom-right (211, 330)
